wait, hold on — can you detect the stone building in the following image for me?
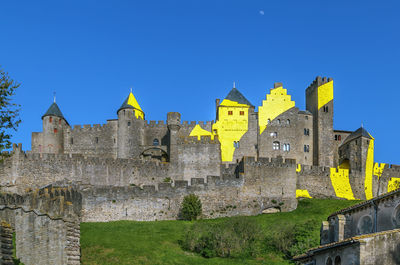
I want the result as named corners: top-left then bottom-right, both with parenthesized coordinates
top-left (294, 189), bottom-right (400, 265)
top-left (18, 76), bottom-right (400, 201)
top-left (31, 77), bottom-right (342, 168)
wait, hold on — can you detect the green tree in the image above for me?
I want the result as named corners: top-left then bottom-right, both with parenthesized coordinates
top-left (180, 194), bottom-right (202, 221)
top-left (0, 68), bottom-right (21, 152)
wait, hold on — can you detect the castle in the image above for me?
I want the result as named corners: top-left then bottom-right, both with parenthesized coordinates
top-left (0, 76), bottom-right (400, 264)
top-left (15, 76), bottom-right (397, 202)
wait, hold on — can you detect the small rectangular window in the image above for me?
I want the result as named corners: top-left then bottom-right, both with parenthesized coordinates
top-left (127, 121), bottom-right (131, 126)
top-left (70, 138), bottom-right (73, 145)
top-left (95, 137), bottom-right (99, 144)
top-left (240, 111), bottom-right (244, 116)
top-left (53, 128), bottom-right (58, 134)
top-left (228, 111), bottom-right (233, 115)
top-left (49, 117), bottom-right (52, 123)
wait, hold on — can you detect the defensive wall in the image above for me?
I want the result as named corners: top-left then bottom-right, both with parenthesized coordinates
top-left (75, 156), bottom-right (297, 222)
top-left (1, 139), bottom-right (220, 193)
top-left (296, 163), bottom-right (400, 201)
top-left (0, 186), bottom-right (82, 265)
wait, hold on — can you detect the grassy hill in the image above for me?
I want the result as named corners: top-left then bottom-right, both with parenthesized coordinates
top-left (80, 199), bottom-right (360, 265)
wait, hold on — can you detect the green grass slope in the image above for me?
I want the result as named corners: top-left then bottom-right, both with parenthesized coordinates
top-left (81, 199), bottom-right (360, 265)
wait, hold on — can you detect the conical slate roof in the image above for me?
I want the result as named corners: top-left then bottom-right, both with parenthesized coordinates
top-left (42, 102), bottom-right (65, 120)
top-left (117, 92), bottom-right (143, 113)
top-left (224, 87), bottom-right (254, 107)
top-left (342, 127), bottom-right (373, 145)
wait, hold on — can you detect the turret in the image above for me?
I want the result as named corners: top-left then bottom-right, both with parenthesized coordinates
top-left (41, 101), bottom-right (69, 154)
top-left (117, 91), bottom-right (145, 159)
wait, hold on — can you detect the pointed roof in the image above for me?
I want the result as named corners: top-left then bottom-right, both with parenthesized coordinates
top-left (224, 87), bottom-right (254, 107)
top-left (42, 102), bottom-right (65, 120)
top-left (117, 92), bottom-right (143, 113)
top-left (342, 127), bottom-right (373, 145)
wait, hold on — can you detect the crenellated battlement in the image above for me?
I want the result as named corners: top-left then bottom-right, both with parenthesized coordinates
top-left (306, 76), bottom-right (333, 95)
top-left (67, 120), bottom-right (116, 133)
top-left (180, 120), bottom-right (213, 127)
top-left (177, 135), bottom-right (219, 144)
top-left (297, 164), bottom-right (332, 175)
top-left (80, 174), bottom-right (246, 200)
top-left (241, 156), bottom-right (296, 168)
top-left (0, 186), bottom-right (81, 222)
top-left (144, 120), bottom-right (167, 128)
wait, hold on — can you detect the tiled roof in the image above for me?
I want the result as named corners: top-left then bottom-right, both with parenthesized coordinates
top-left (42, 103), bottom-right (65, 120)
top-left (328, 188), bottom-right (400, 219)
top-left (225, 87), bottom-right (254, 107)
top-left (293, 228), bottom-right (400, 261)
top-left (342, 127), bottom-right (373, 145)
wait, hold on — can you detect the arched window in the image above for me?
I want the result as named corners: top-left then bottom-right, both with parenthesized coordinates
top-left (326, 257), bottom-right (333, 265)
top-left (273, 141), bottom-right (280, 150)
top-left (153, 139), bottom-right (159, 146)
top-left (233, 141), bottom-right (240, 148)
top-left (267, 119), bottom-right (271, 124)
top-left (334, 256), bottom-right (341, 265)
top-left (270, 132), bottom-right (277, 138)
top-left (277, 119), bottom-right (281, 124)
top-left (286, 119), bottom-right (290, 125)
top-left (283, 144), bottom-right (290, 152)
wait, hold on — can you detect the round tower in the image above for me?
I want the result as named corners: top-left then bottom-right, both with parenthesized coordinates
top-left (41, 101), bottom-right (69, 154)
top-left (117, 90), bottom-right (145, 159)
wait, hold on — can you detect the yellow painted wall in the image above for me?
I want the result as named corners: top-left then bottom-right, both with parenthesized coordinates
top-left (296, 189), bottom-right (312, 198)
top-left (364, 139), bottom-right (375, 200)
top-left (388, 178), bottom-right (400, 192)
top-left (373, 162), bottom-right (386, 179)
top-left (258, 86), bottom-right (295, 135)
top-left (329, 167), bottom-right (355, 200)
top-left (189, 124), bottom-right (213, 140)
top-left (317, 80), bottom-right (333, 110)
top-left (126, 92), bottom-right (144, 119)
top-left (212, 99), bottom-right (250, 162)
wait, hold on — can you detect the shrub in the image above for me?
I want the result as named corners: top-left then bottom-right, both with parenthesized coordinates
top-left (181, 217), bottom-right (262, 258)
top-left (265, 219), bottom-right (319, 258)
top-left (180, 194), bottom-right (202, 221)
top-left (163, 177), bottom-right (172, 183)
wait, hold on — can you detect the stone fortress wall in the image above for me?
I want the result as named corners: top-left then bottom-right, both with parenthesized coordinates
top-left (42, 156), bottom-right (297, 222)
top-left (0, 186), bottom-right (81, 265)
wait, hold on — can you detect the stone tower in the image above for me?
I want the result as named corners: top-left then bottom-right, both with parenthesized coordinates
top-left (338, 127), bottom-right (374, 173)
top-left (306, 76), bottom-right (334, 167)
top-left (117, 91), bottom-right (145, 159)
top-left (41, 101), bottom-right (69, 153)
top-left (167, 112), bottom-right (181, 163)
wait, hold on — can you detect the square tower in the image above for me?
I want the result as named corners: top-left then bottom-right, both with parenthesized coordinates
top-left (306, 77), bottom-right (334, 167)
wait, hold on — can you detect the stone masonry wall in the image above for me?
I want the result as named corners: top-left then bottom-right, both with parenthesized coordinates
top-left (81, 156), bottom-right (297, 222)
top-left (0, 144), bottom-right (170, 193)
top-left (0, 187), bottom-right (82, 265)
top-left (64, 120), bottom-right (118, 158)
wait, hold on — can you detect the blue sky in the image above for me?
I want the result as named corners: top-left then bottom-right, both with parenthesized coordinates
top-left (1, 0), bottom-right (399, 164)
